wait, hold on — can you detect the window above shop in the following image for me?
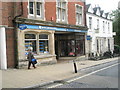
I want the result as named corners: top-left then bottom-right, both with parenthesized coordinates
top-left (76, 4), bottom-right (83, 26)
top-left (28, 0), bottom-right (44, 20)
top-left (56, 0), bottom-right (67, 23)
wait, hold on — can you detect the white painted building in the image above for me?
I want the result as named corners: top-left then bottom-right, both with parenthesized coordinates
top-left (86, 4), bottom-right (115, 57)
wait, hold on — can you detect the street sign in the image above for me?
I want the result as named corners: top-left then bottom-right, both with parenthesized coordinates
top-left (87, 35), bottom-right (91, 40)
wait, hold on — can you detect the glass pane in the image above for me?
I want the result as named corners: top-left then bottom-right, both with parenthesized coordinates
top-left (62, 2), bottom-right (66, 8)
top-left (29, 2), bottom-right (33, 7)
top-left (62, 9), bottom-right (65, 20)
top-left (25, 34), bottom-right (36, 39)
top-left (58, 2), bottom-right (61, 7)
top-left (36, 2), bottom-right (42, 16)
top-left (25, 40), bottom-right (37, 54)
top-left (37, 10), bottom-right (40, 15)
top-left (37, 2), bottom-right (40, 9)
top-left (57, 8), bottom-right (61, 19)
top-left (39, 34), bottom-right (48, 39)
top-left (30, 8), bottom-right (33, 14)
top-left (39, 40), bottom-right (49, 53)
top-left (29, 2), bottom-right (33, 14)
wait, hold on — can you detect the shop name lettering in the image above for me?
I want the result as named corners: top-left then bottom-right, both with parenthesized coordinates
top-left (19, 24), bottom-right (87, 32)
top-left (38, 26), bottom-right (77, 32)
top-left (39, 26), bottom-right (57, 30)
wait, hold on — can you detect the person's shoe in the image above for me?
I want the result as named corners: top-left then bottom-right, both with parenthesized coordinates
top-left (28, 68), bottom-right (30, 69)
top-left (34, 67), bottom-right (36, 69)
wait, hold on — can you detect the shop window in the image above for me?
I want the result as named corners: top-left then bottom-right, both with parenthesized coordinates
top-left (25, 33), bottom-right (49, 55)
top-left (25, 34), bottom-right (37, 54)
top-left (39, 34), bottom-right (49, 53)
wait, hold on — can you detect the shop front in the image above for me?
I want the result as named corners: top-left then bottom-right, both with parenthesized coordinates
top-left (17, 23), bottom-right (87, 67)
top-left (55, 32), bottom-right (85, 59)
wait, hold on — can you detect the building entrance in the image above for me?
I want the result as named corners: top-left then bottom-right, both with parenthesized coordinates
top-left (55, 32), bottom-right (85, 59)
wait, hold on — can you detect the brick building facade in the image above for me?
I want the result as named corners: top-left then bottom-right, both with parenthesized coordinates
top-left (0, 0), bottom-right (88, 69)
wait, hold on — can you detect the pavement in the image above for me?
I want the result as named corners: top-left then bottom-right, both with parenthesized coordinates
top-left (1, 57), bottom-right (119, 89)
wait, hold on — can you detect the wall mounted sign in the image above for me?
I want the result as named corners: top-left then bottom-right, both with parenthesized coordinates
top-left (19, 24), bottom-right (87, 33)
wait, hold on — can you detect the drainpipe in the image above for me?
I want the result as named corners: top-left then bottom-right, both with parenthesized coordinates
top-left (12, 1), bottom-right (23, 68)
top-left (0, 26), bottom-right (7, 70)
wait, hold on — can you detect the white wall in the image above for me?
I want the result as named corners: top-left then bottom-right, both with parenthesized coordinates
top-left (86, 12), bottom-right (114, 55)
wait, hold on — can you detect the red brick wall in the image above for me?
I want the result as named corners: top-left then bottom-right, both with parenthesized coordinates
top-left (22, 2), bottom-right (28, 18)
top-left (68, 1), bottom-right (84, 25)
top-left (19, 1), bottom-right (86, 25)
top-left (6, 29), bottom-right (15, 68)
top-left (45, 2), bottom-right (56, 22)
top-left (1, 2), bottom-right (15, 68)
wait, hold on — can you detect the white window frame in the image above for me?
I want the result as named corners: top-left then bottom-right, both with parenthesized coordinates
top-left (28, 0), bottom-right (34, 16)
top-left (89, 17), bottom-right (92, 29)
top-left (103, 21), bottom-right (105, 33)
top-left (97, 19), bottom-right (99, 29)
top-left (56, 0), bottom-right (67, 23)
top-left (75, 4), bottom-right (83, 26)
top-left (28, 0), bottom-right (44, 19)
top-left (108, 22), bottom-right (110, 33)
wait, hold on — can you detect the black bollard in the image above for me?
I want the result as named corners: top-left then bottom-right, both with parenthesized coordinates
top-left (73, 60), bottom-right (77, 73)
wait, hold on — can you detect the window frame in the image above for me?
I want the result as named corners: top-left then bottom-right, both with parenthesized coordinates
top-left (28, 0), bottom-right (44, 19)
top-left (25, 33), bottom-right (37, 54)
top-left (39, 34), bottom-right (49, 54)
top-left (56, 0), bottom-right (67, 23)
top-left (75, 4), bottom-right (83, 26)
top-left (24, 32), bottom-right (49, 55)
top-left (28, 1), bottom-right (34, 16)
top-left (89, 17), bottom-right (92, 29)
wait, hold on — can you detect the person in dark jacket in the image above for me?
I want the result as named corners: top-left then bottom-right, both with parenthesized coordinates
top-left (27, 49), bottom-right (36, 69)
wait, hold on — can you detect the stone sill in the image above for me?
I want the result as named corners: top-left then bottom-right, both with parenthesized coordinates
top-left (34, 54), bottom-right (56, 59)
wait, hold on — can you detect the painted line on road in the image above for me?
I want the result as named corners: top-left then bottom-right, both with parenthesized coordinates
top-left (48, 63), bottom-right (119, 88)
top-left (67, 63), bottom-right (119, 83)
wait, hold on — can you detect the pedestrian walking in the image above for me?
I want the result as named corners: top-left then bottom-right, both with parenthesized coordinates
top-left (27, 49), bottom-right (36, 69)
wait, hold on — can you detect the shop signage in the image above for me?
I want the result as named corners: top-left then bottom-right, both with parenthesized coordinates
top-left (19, 24), bottom-right (87, 33)
top-left (19, 24), bottom-right (27, 30)
top-left (86, 35), bottom-right (91, 40)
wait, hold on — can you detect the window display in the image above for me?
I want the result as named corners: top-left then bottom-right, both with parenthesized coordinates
top-left (25, 33), bottom-right (49, 55)
top-left (25, 34), bottom-right (37, 54)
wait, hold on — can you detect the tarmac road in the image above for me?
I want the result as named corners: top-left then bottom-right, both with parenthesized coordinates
top-left (37, 60), bottom-right (119, 89)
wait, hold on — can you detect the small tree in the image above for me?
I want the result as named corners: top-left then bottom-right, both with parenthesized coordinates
top-left (110, 9), bottom-right (120, 46)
